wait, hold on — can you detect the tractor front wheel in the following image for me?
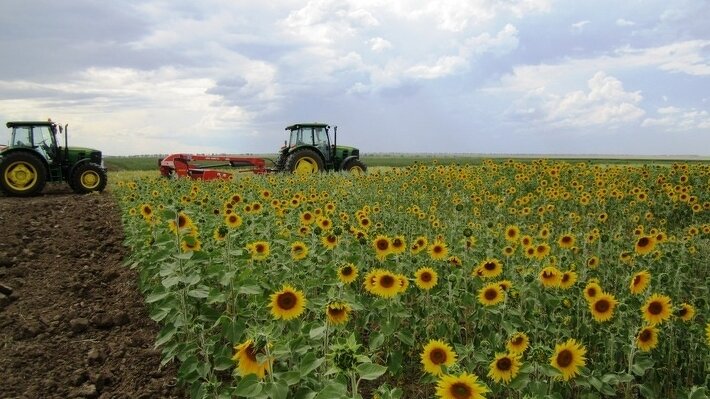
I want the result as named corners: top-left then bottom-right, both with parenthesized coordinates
top-left (71, 163), bottom-right (107, 194)
top-left (343, 158), bottom-right (367, 174)
top-left (0, 152), bottom-right (47, 196)
top-left (285, 149), bottom-right (324, 175)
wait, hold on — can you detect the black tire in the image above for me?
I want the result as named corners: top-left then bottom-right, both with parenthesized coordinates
top-left (285, 148), bottom-right (324, 174)
top-left (71, 163), bottom-right (107, 194)
top-left (0, 151), bottom-right (47, 196)
top-left (343, 158), bottom-right (367, 174)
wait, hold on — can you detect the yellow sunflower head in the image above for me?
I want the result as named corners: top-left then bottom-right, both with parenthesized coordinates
top-left (225, 213), bottom-right (243, 228)
top-left (435, 372), bottom-right (489, 399)
top-left (290, 241), bottom-right (309, 260)
top-left (559, 271), bottom-right (578, 289)
top-left (557, 233), bottom-right (576, 249)
top-left (326, 302), bottom-right (352, 325)
top-left (372, 235), bottom-right (392, 261)
top-left (247, 241), bottom-right (270, 261)
top-left (636, 325), bottom-right (659, 352)
top-left (420, 339), bottom-right (457, 376)
top-left (549, 338), bottom-right (587, 381)
top-left (539, 266), bottom-right (561, 288)
top-left (478, 283), bottom-right (505, 306)
top-left (487, 352), bottom-right (522, 384)
top-left (338, 263), bottom-right (359, 284)
top-left (589, 292), bottom-right (618, 323)
top-left (414, 267), bottom-right (438, 291)
top-left (676, 303), bottom-right (696, 322)
top-left (475, 258), bottom-right (503, 279)
top-left (506, 332), bottom-right (529, 354)
top-left (634, 235), bottom-right (656, 255)
top-left (232, 339), bottom-right (270, 379)
top-left (583, 281), bottom-right (602, 302)
top-left (269, 285), bottom-right (306, 321)
top-left (629, 270), bottom-right (651, 295)
top-left (428, 240), bottom-right (449, 261)
top-left (370, 270), bottom-right (400, 298)
top-left (641, 293), bottom-right (672, 325)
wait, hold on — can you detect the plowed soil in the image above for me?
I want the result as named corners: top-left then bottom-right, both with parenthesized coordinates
top-left (0, 185), bottom-right (183, 399)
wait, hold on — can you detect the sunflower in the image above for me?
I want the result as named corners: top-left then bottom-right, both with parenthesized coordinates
top-left (676, 303), bottom-right (696, 321)
top-left (300, 211), bottom-right (315, 225)
top-left (232, 339), bottom-right (270, 379)
top-left (589, 292), bottom-right (618, 322)
top-left (290, 241), bottom-right (309, 260)
top-left (475, 258), bottom-right (503, 279)
top-left (317, 217), bottom-right (332, 231)
top-left (629, 270), bottom-right (651, 295)
top-left (371, 270), bottom-right (400, 298)
top-left (559, 271), bottom-right (578, 289)
top-left (428, 240), bottom-right (449, 261)
top-left (411, 267), bottom-right (437, 291)
top-left (549, 338), bottom-right (587, 381)
top-left (706, 323), bottom-right (710, 346)
top-left (397, 274), bottom-right (409, 293)
top-left (213, 226), bottom-right (228, 241)
top-left (140, 204), bottom-right (153, 219)
top-left (338, 263), bottom-right (359, 284)
top-left (634, 235), bottom-right (656, 255)
top-left (435, 372), bottom-right (489, 399)
top-left (636, 325), bottom-right (659, 352)
top-left (168, 212), bottom-right (194, 234)
top-left (373, 235), bottom-right (392, 261)
top-left (269, 285), bottom-right (306, 320)
top-left (557, 233), bottom-right (576, 249)
top-left (247, 241), bottom-right (270, 261)
top-left (504, 225), bottom-right (520, 242)
top-left (641, 293), bottom-right (672, 325)
top-left (225, 213), bottom-right (243, 228)
top-left (487, 352), bottom-right (521, 384)
top-left (320, 234), bottom-right (338, 250)
top-left (391, 235), bottom-right (407, 254)
top-left (478, 283), bottom-right (505, 306)
top-left (411, 236), bottom-right (428, 254)
top-left (506, 332), bottom-right (529, 354)
top-left (534, 243), bottom-right (551, 260)
top-left (586, 255), bottom-right (599, 269)
top-left (421, 339), bottom-right (457, 376)
top-left (326, 302), bottom-right (352, 325)
top-left (583, 281), bottom-right (602, 302)
top-left (498, 280), bottom-right (513, 291)
top-left (362, 268), bottom-right (381, 294)
top-left (520, 235), bottom-right (533, 248)
top-left (539, 266), bottom-right (561, 288)
top-left (180, 236), bottom-right (201, 252)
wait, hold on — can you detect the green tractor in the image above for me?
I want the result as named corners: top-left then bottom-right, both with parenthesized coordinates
top-left (275, 123), bottom-right (366, 174)
top-left (0, 120), bottom-right (107, 196)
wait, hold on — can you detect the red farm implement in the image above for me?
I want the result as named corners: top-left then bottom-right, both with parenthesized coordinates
top-left (158, 123), bottom-right (367, 180)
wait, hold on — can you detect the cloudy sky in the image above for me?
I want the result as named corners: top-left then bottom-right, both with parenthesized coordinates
top-left (1, 0), bottom-right (708, 156)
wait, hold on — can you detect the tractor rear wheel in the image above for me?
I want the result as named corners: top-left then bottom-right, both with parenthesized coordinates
top-left (285, 149), bottom-right (324, 175)
top-left (71, 163), bottom-right (107, 194)
top-left (343, 159), bottom-right (367, 174)
top-left (0, 152), bottom-right (47, 196)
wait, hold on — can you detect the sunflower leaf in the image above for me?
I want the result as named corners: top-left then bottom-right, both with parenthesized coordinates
top-left (234, 374), bottom-right (262, 397)
top-left (356, 363), bottom-right (387, 380)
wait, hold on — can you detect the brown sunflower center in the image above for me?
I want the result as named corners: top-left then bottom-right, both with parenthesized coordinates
top-left (293, 245), bottom-right (304, 253)
top-left (449, 382), bottom-right (472, 399)
top-left (143, 207), bottom-right (152, 215)
top-left (484, 262), bottom-right (496, 270)
top-left (561, 236), bottom-right (572, 243)
top-left (178, 215), bottom-right (188, 227)
top-left (393, 239), bottom-right (403, 247)
top-left (304, 213), bottom-right (312, 220)
top-left (379, 275), bottom-right (395, 288)
top-left (433, 245), bottom-right (443, 254)
top-left (561, 274), bottom-right (570, 283)
top-left (256, 244), bottom-right (265, 253)
top-left (639, 329), bottom-right (652, 342)
top-left (420, 272), bottom-right (432, 282)
top-left (429, 348), bottom-right (447, 365)
top-left (677, 307), bottom-right (688, 317)
top-left (328, 306), bottom-right (345, 317)
top-left (511, 336), bottom-right (523, 345)
top-left (341, 266), bottom-right (353, 276)
top-left (277, 292), bottom-right (297, 310)
top-left (587, 287), bottom-right (597, 297)
top-left (245, 344), bottom-right (258, 362)
top-left (484, 288), bottom-right (498, 300)
top-left (376, 240), bottom-right (389, 250)
top-left (507, 229), bottom-right (516, 237)
top-left (648, 301), bottom-right (663, 315)
top-left (327, 235), bottom-right (336, 243)
top-left (637, 237), bottom-right (650, 248)
top-left (633, 275), bottom-right (642, 286)
top-left (594, 299), bottom-right (610, 313)
top-left (556, 349), bottom-right (573, 368)
top-left (496, 357), bottom-right (512, 371)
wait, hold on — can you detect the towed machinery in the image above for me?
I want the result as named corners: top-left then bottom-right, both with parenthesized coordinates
top-left (0, 120), bottom-right (107, 196)
top-left (160, 122), bottom-right (366, 180)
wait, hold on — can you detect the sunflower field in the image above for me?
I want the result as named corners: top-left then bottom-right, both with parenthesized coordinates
top-left (114, 160), bottom-right (710, 399)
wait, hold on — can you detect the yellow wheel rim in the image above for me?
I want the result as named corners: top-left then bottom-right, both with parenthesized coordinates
top-left (349, 165), bottom-right (364, 174)
top-left (294, 157), bottom-right (318, 174)
top-left (80, 170), bottom-right (100, 189)
top-left (4, 161), bottom-right (37, 191)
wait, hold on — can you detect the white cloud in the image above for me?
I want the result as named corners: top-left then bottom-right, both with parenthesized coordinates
top-left (616, 18), bottom-right (635, 27)
top-left (369, 37), bottom-right (392, 52)
top-left (508, 71), bottom-right (645, 129)
top-left (571, 20), bottom-right (590, 31)
top-left (642, 106), bottom-right (710, 131)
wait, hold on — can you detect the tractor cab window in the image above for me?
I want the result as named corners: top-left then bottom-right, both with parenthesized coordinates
top-left (290, 127), bottom-right (314, 147)
top-left (313, 127), bottom-right (330, 160)
top-left (11, 126), bottom-right (31, 147)
top-left (34, 126), bottom-right (56, 160)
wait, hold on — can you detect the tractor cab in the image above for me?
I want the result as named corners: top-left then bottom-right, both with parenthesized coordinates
top-left (276, 123), bottom-right (366, 174)
top-left (0, 120), bottom-right (107, 196)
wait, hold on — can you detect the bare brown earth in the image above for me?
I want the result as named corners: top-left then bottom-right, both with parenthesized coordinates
top-left (0, 185), bottom-right (183, 399)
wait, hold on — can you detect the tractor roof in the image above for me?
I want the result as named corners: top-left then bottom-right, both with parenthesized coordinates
top-left (6, 121), bottom-right (56, 128)
top-left (285, 123), bottom-right (330, 131)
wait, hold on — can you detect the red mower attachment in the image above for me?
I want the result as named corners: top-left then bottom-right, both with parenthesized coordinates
top-left (159, 153), bottom-right (270, 180)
